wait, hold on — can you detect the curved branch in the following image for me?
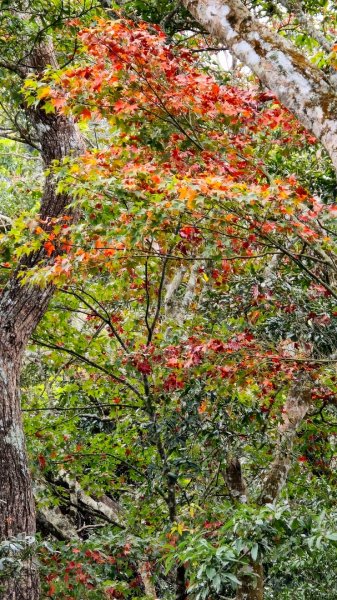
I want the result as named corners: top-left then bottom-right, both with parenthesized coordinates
top-left (182, 0), bottom-right (337, 172)
top-left (277, 0), bottom-right (331, 52)
top-left (31, 337), bottom-right (143, 400)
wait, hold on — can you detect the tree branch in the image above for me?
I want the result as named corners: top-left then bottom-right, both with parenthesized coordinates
top-left (259, 372), bottom-right (312, 504)
top-left (277, 0), bottom-right (331, 53)
top-left (182, 0), bottom-right (337, 172)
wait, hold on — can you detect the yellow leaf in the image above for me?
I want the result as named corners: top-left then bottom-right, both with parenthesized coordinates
top-left (179, 186), bottom-right (197, 208)
top-left (37, 86), bottom-right (52, 100)
top-left (177, 522), bottom-right (186, 535)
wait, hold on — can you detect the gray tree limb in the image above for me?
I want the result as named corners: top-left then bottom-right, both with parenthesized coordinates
top-left (182, 0), bottom-right (337, 172)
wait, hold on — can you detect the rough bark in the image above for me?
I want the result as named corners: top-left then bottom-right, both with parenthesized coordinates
top-left (236, 561), bottom-right (264, 600)
top-left (277, 0), bottom-right (331, 52)
top-left (0, 354), bottom-right (40, 599)
top-left (0, 38), bottom-right (84, 598)
top-left (182, 0), bottom-right (337, 172)
top-left (225, 455), bottom-right (248, 504)
top-left (259, 372), bottom-right (312, 504)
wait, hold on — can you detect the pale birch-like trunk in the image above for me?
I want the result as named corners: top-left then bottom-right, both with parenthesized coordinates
top-left (182, 0), bottom-right (337, 173)
top-left (259, 373), bottom-right (312, 504)
top-left (224, 372), bottom-right (312, 600)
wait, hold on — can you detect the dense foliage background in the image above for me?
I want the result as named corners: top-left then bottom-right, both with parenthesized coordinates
top-left (1, 1), bottom-right (337, 599)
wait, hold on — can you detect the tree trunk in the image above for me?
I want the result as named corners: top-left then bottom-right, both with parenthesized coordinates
top-left (224, 456), bottom-right (263, 600)
top-left (0, 351), bottom-right (40, 599)
top-left (259, 373), bottom-right (311, 504)
top-left (223, 380), bottom-right (311, 600)
top-left (182, 0), bottom-right (337, 173)
top-left (236, 561), bottom-right (264, 600)
top-left (176, 564), bottom-right (187, 600)
top-left (0, 36), bottom-right (84, 597)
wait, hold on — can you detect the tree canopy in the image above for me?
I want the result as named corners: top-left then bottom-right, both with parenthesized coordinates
top-left (1, 2), bottom-right (337, 600)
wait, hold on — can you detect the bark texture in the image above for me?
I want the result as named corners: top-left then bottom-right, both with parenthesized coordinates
top-left (224, 457), bottom-right (264, 599)
top-left (0, 38), bottom-right (84, 599)
top-left (259, 372), bottom-right (311, 504)
top-left (236, 561), bottom-right (264, 600)
top-left (225, 455), bottom-right (248, 504)
top-left (182, 0), bottom-right (337, 172)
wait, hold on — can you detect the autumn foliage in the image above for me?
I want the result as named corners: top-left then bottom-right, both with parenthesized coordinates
top-left (11, 15), bottom-right (337, 600)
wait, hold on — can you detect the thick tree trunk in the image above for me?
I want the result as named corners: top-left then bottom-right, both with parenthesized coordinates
top-left (0, 351), bottom-right (40, 599)
top-left (0, 37), bottom-right (84, 597)
top-left (182, 0), bottom-right (337, 173)
top-left (236, 561), bottom-right (264, 600)
top-left (176, 564), bottom-right (187, 600)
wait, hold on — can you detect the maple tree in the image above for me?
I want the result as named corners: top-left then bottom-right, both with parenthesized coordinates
top-left (1, 2), bottom-right (337, 600)
top-left (12, 13), bottom-right (337, 600)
